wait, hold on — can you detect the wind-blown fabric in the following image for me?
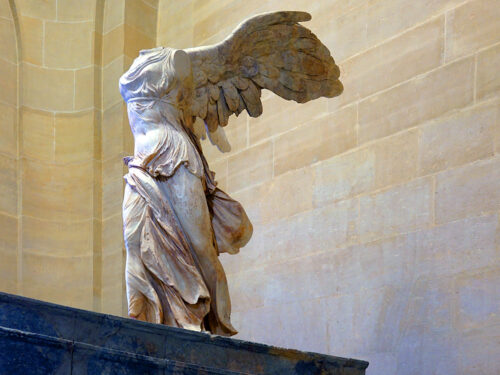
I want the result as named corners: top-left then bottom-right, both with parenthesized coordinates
top-left (123, 167), bottom-right (211, 330)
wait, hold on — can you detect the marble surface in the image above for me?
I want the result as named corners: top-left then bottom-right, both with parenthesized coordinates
top-left (120, 10), bottom-right (343, 334)
top-left (0, 292), bottom-right (368, 374)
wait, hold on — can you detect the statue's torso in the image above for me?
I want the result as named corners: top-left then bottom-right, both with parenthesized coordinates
top-left (119, 48), bottom-right (204, 180)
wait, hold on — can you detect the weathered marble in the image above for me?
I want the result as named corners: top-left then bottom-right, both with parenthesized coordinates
top-left (0, 292), bottom-right (368, 374)
top-left (120, 11), bottom-right (342, 335)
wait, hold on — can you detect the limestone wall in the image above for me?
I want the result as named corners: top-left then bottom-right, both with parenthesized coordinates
top-left (0, 0), bottom-right (135, 316)
top-left (0, 0), bottom-right (19, 295)
top-left (0, 1), bottom-right (498, 374)
top-left (159, 1), bottom-right (499, 374)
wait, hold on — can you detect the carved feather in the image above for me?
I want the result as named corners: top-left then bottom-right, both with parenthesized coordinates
top-left (185, 10), bottom-right (343, 152)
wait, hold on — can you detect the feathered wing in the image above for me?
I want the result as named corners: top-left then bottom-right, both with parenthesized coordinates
top-left (185, 11), bottom-right (343, 152)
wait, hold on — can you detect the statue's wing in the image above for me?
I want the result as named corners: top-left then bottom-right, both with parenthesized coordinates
top-left (185, 11), bottom-right (343, 152)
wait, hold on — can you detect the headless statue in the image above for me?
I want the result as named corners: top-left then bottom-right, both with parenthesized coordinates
top-left (119, 11), bottom-right (343, 336)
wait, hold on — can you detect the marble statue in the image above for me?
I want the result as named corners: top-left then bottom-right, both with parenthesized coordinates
top-left (119, 11), bottom-right (343, 336)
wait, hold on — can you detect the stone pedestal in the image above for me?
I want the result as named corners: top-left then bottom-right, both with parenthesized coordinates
top-left (0, 292), bottom-right (368, 374)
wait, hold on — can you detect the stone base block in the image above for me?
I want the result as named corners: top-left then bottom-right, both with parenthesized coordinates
top-left (0, 292), bottom-right (368, 374)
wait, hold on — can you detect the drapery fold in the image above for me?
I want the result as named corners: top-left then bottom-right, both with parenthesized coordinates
top-left (123, 165), bottom-right (252, 334)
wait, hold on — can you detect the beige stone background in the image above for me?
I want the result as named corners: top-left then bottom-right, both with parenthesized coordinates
top-left (0, 0), bottom-right (499, 373)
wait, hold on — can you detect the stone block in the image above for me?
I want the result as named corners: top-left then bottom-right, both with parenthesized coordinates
top-left (445, 0), bottom-right (500, 61)
top-left (22, 107), bottom-right (54, 162)
top-left (75, 67), bottom-right (94, 111)
top-left (22, 65), bottom-right (74, 111)
top-left (102, 102), bottom-right (125, 160)
top-left (71, 344), bottom-right (164, 375)
top-left (229, 233), bottom-right (414, 312)
top-left (125, 0), bottom-right (157, 36)
top-left (249, 95), bottom-right (328, 145)
top-left (419, 102), bottom-right (497, 175)
top-left (22, 253), bottom-right (93, 310)
top-left (0, 213), bottom-right (17, 254)
top-left (323, 293), bottom-right (357, 355)
top-left (44, 21), bottom-right (93, 69)
top-left (358, 57), bottom-right (474, 143)
top-left (435, 156), bottom-right (500, 224)
top-left (373, 129), bottom-right (418, 189)
top-left (102, 214), bottom-right (123, 255)
top-left (0, 154), bottom-right (17, 216)
top-left (0, 293), bottom-right (369, 374)
top-left (0, 102), bottom-right (17, 156)
top-left (224, 112), bottom-right (248, 155)
top-left (227, 259), bottom-right (292, 312)
top-left (102, 55), bottom-right (125, 110)
top-left (326, 286), bottom-right (409, 355)
top-left (0, 18), bottom-right (17, 64)
top-left (222, 199), bottom-right (359, 275)
top-left (157, 2), bottom-right (193, 47)
top-left (403, 276), bottom-right (457, 335)
top-left (16, 0), bottom-right (56, 19)
top-left (0, 214), bottom-right (17, 293)
top-left (258, 167), bottom-right (314, 224)
top-left (348, 234), bottom-right (417, 293)
top-left (101, 284), bottom-right (124, 316)
top-left (455, 268), bottom-right (500, 333)
top-left (18, 15), bottom-right (43, 65)
top-left (103, 0), bottom-right (125, 34)
top-left (337, 16), bottom-right (444, 107)
top-left (228, 183), bottom-right (263, 225)
top-left (274, 105), bottom-right (357, 176)
top-left (123, 107), bottom-right (134, 154)
top-left (358, 178), bottom-right (432, 242)
top-left (313, 148), bottom-right (375, 206)
top-left (396, 277), bottom-right (460, 375)
top-left (56, 0), bottom-right (94, 21)
top-left (234, 299), bottom-right (329, 354)
top-left (22, 159), bottom-right (93, 221)
top-left (124, 24), bottom-right (155, 59)
top-left (396, 327), bottom-right (459, 375)
top-left (477, 44), bottom-right (500, 101)
top-left (309, 0), bottom-right (365, 27)
top-left (415, 214), bottom-right (498, 280)
top-left (0, 60), bottom-right (17, 106)
top-left (102, 25), bottom-right (125, 66)
top-left (0, 250), bottom-right (17, 293)
top-left (102, 250), bottom-right (124, 287)
top-left (323, 0), bottom-right (463, 62)
top-left (0, 329), bottom-right (72, 375)
top-left (142, 0), bottom-right (158, 8)
top-left (102, 158), bottom-right (124, 219)
top-left (93, 160), bottom-right (103, 217)
top-left (54, 111), bottom-right (94, 163)
top-left (458, 328), bottom-right (500, 374)
top-left (22, 216), bottom-right (92, 257)
top-left (193, 1), bottom-right (252, 45)
top-left (0, 1), bottom-right (12, 18)
top-left (497, 103), bottom-right (500, 155)
top-left (227, 141), bottom-right (272, 192)
top-left (230, 234), bottom-right (412, 320)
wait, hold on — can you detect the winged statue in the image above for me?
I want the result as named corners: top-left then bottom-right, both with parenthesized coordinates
top-left (119, 11), bottom-right (343, 336)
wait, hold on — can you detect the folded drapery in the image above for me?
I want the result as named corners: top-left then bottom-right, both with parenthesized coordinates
top-left (123, 164), bottom-right (251, 335)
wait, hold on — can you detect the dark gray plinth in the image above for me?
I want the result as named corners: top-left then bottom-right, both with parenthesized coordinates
top-left (0, 292), bottom-right (368, 374)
